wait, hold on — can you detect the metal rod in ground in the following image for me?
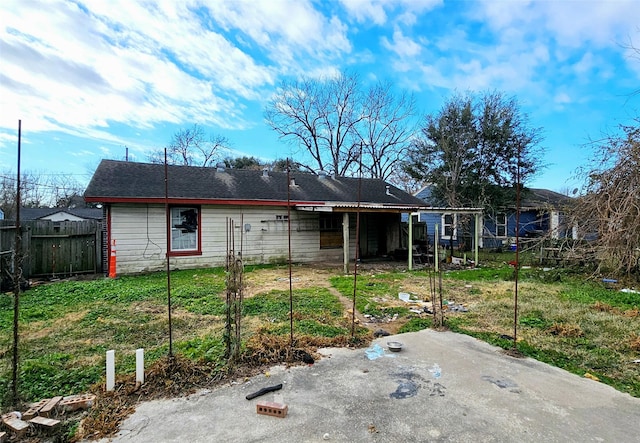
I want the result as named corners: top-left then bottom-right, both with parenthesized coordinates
top-left (438, 269), bottom-right (444, 326)
top-left (351, 144), bottom-right (364, 337)
top-left (12, 119), bottom-right (22, 406)
top-left (287, 159), bottom-right (294, 349)
top-left (164, 148), bottom-right (173, 357)
top-left (513, 145), bottom-right (522, 350)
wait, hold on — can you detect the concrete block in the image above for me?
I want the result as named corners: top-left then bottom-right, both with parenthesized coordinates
top-left (0, 430), bottom-right (7, 443)
top-left (29, 415), bottom-right (61, 428)
top-left (23, 398), bottom-right (49, 420)
top-left (60, 394), bottom-right (96, 411)
top-left (40, 396), bottom-right (63, 417)
top-left (256, 401), bottom-right (288, 418)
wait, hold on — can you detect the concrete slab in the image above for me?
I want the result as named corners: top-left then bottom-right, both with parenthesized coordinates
top-left (99, 330), bottom-right (640, 442)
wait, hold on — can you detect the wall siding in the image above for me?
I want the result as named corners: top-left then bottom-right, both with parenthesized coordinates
top-left (110, 204), bottom-right (347, 274)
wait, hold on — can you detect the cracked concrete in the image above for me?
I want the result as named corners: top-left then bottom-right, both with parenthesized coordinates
top-left (95, 329), bottom-right (640, 443)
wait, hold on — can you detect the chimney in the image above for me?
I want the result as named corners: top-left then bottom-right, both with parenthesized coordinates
top-left (290, 178), bottom-right (296, 187)
top-left (386, 185), bottom-right (393, 196)
top-left (318, 170), bottom-right (328, 179)
top-left (216, 162), bottom-right (225, 172)
top-left (262, 167), bottom-right (269, 177)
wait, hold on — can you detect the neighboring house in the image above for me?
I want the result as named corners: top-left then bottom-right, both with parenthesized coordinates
top-left (84, 160), bottom-right (428, 275)
top-left (20, 207), bottom-right (103, 222)
top-left (482, 188), bottom-right (574, 249)
top-left (413, 186), bottom-right (483, 251)
top-left (0, 208), bottom-right (4, 220)
top-left (415, 185), bottom-right (574, 251)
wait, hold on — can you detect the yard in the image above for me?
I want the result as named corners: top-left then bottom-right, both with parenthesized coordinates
top-left (1, 256), bottom-right (639, 440)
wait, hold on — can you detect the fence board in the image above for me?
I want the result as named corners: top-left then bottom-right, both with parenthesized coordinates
top-left (0, 220), bottom-right (103, 287)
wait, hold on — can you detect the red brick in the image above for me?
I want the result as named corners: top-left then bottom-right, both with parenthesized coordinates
top-left (60, 394), bottom-right (96, 411)
top-left (23, 398), bottom-right (49, 420)
top-left (1, 412), bottom-right (29, 434)
top-left (29, 415), bottom-right (60, 428)
top-left (256, 401), bottom-right (288, 418)
top-left (40, 396), bottom-right (63, 417)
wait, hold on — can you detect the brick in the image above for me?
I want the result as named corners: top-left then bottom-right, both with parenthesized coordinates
top-left (29, 415), bottom-right (60, 428)
top-left (23, 398), bottom-right (49, 420)
top-left (39, 396), bottom-right (63, 417)
top-left (60, 394), bottom-right (96, 411)
top-left (256, 401), bottom-right (288, 418)
top-left (1, 413), bottom-right (29, 434)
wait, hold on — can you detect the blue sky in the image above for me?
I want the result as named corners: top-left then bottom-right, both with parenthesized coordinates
top-left (1, 0), bottom-right (639, 194)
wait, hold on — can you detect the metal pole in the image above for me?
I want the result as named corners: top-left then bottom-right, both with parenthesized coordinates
top-left (287, 160), bottom-right (294, 348)
top-left (351, 145), bottom-right (363, 337)
top-left (513, 146), bottom-right (522, 350)
top-left (12, 119), bottom-right (22, 405)
top-left (164, 149), bottom-right (173, 357)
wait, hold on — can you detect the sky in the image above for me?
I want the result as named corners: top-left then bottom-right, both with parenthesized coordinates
top-left (1, 0), bottom-right (639, 195)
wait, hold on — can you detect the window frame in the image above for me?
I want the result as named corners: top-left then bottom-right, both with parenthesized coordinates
top-left (495, 213), bottom-right (507, 238)
top-left (168, 206), bottom-right (202, 256)
top-left (441, 213), bottom-right (457, 240)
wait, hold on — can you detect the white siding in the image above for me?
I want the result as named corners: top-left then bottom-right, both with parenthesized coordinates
top-left (109, 204), bottom-right (347, 274)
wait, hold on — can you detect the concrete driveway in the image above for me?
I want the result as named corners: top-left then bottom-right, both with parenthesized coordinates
top-left (102, 330), bottom-right (640, 442)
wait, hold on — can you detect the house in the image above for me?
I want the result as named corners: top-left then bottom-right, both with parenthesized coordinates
top-left (0, 208), bottom-right (4, 220)
top-left (415, 185), bottom-right (573, 252)
top-left (20, 207), bottom-right (103, 222)
top-left (83, 160), bottom-right (428, 275)
top-left (413, 186), bottom-right (483, 253)
top-left (482, 188), bottom-right (574, 249)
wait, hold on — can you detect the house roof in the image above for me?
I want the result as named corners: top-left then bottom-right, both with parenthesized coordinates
top-left (521, 188), bottom-right (572, 210)
top-left (19, 207), bottom-right (103, 221)
top-left (84, 160), bottom-right (427, 212)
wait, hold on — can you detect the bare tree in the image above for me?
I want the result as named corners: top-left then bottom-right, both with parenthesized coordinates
top-left (149, 124), bottom-right (230, 167)
top-left (265, 72), bottom-right (362, 175)
top-left (265, 71), bottom-right (416, 179)
top-left (570, 121), bottom-right (640, 277)
top-left (358, 81), bottom-right (417, 179)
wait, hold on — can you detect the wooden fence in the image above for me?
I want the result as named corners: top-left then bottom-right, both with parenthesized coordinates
top-left (0, 220), bottom-right (103, 288)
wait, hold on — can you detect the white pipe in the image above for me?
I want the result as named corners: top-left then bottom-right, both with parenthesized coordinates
top-left (106, 350), bottom-right (115, 391)
top-left (136, 348), bottom-right (144, 385)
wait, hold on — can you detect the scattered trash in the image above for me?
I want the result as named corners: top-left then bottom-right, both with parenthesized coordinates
top-left (368, 424), bottom-right (379, 434)
top-left (602, 278), bottom-right (618, 284)
top-left (323, 433), bottom-right (331, 440)
top-left (429, 363), bottom-right (442, 378)
top-left (365, 343), bottom-right (385, 360)
top-left (447, 303), bottom-right (468, 312)
top-left (620, 288), bottom-right (640, 294)
top-left (373, 329), bottom-right (390, 337)
top-left (584, 372), bottom-right (600, 382)
top-left (398, 292), bottom-right (411, 302)
top-left (464, 284), bottom-right (473, 288)
top-left (387, 341), bottom-right (403, 352)
top-left (631, 359), bottom-right (640, 364)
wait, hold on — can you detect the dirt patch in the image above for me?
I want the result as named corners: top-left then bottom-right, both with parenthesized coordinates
top-left (243, 266), bottom-right (336, 297)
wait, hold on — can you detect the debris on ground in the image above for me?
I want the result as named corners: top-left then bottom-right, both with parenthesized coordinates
top-left (1, 392), bottom-right (96, 442)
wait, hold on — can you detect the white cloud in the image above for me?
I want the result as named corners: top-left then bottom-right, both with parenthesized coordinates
top-left (381, 28), bottom-right (423, 58)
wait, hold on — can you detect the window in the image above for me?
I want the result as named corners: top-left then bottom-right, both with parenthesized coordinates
top-left (319, 213), bottom-right (343, 249)
top-left (496, 213), bottom-right (507, 237)
top-left (441, 213), bottom-right (457, 240)
top-left (170, 207), bottom-right (201, 254)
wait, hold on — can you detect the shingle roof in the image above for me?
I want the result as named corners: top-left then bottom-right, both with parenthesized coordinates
top-left (521, 188), bottom-right (572, 210)
top-left (84, 160), bottom-right (426, 208)
top-left (20, 207), bottom-right (103, 220)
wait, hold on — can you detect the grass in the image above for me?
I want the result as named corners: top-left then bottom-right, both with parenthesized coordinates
top-left (1, 260), bottom-right (638, 413)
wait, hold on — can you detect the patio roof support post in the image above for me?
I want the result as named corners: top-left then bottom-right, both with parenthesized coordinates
top-left (408, 213), bottom-right (415, 271)
top-left (474, 212), bottom-right (480, 267)
top-left (343, 212), bottom-right (350, 274)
